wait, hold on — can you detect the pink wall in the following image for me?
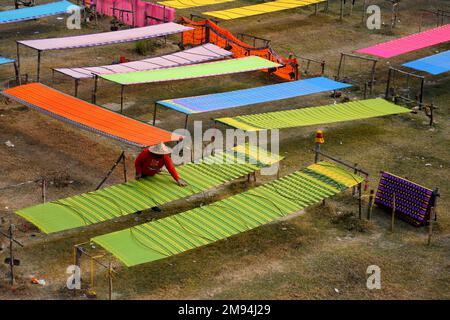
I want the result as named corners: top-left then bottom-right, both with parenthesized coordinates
top-left (89, 0), bottom-right (175, 27)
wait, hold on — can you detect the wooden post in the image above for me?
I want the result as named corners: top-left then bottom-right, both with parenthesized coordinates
top-left (184, 114), bottom-right (189, 130)
top-left (16, 43), bottom-right (21, 83)
top-left (428, 105), bottom-right (433, 126)
top-left (92, 75), bottom-right (98, 104)
top-left (36, 50), bottom-right (41, 82)
top-left (385, 68), bottom-right (392, 99)
top-left (14, 62), bottom-right (20, 85)
top-left (340, 0), bottom-right (344, 21)
top-left (74, 79), bottom-right (80, 97)
top-left (95, 151), bottom-right (126, 190)
top-left (391, 193), bottom-right (396, 232)
top-left (367, 189), bottom-right (375, 220)
top-left (427, 207), bottom-right (434, 246)
top-left (120, 85), bottom-right (125, 114)
top-left (419, 77), bottom-right (425, 107)
top-left (358, 183), bottom-right (362, 219)
top-left (336, 53), bottom-right (345, 80)
top-left (41, 178), bottom-right (47, 203)
top-left (9, 224), bottom-right (15, 286)
top-left (152, 103), bottom-right (157, 125)
top-left (108, 262), bottom-right (113, 300)
top-left (122, 153), bottom-right (127, 183)
top-left (352, 164), bottom-right (358, 196)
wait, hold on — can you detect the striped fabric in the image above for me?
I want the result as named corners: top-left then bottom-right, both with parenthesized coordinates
top-left (54, 44), bottom-right (232, 80)
top-left (159, 0), bottom-right (236, 9)
top-left (1, 83), bottom-right (179, 148)
top-left (204, 0), bottom-right (325, 20)
top-left (99, 56), bottom-right (281, 85)
top-left (157, 77), bottom-right (352, 115)
top-left (216, 99), bottom-right (411, 131)
top-left (16, 146), bottom-right (282, 234)
top-left (92, 161), bottom-right (364, 267)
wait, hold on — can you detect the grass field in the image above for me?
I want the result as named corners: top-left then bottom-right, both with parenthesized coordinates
top-left (0, 0), bottom-right (449, 299)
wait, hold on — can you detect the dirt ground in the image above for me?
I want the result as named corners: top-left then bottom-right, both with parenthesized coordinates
top-left (0, 0), bottom-right (449, 299)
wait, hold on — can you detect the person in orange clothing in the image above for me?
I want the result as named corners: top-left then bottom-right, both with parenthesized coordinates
top-left (135, 142), bottom-right (186, 212)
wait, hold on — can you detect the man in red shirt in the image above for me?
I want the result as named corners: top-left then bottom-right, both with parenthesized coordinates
top-left (135, 142), bottom-right (185, 212)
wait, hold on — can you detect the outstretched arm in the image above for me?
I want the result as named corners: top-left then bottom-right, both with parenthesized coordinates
top-left (163, 154), bottom-right (181, 184)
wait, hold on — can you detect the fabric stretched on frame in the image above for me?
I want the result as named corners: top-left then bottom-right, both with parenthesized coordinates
top-left (203, 0), bottom-right (325, 20)
top-left (157, 77), bottom-right (351, 114)
top-left (54, 44), bottom-right (232, 80)
top-left (17, 22), bottom-right (193, 51)
top-left (215, 98), bottom-right (411, 131)
top-left (355, 24), bottom-right (450, 58)
top-left (92, 161), bottom-right (364, 267)
top-left (158, 0), bottom-right (236, 9)
top-left (0, 0), bottom-right (78, 25)
top-left (98, 56), bottom-right (281, 85)
top-left (15, 145), bottom-right (283, 234)
top-left (1, 83), bottom-right (180, 147)
top-left (402, 50), bottom-right (450, 75)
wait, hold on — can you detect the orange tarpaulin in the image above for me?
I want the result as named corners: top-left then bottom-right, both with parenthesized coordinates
top-left (1, 83), bottom-right (181, 147)
top-left (179, 17), bottom-right (299, 81)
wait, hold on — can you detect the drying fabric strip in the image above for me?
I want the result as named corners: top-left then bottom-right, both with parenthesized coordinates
top-left (157, 77), bottom-right (351, 114)
top-left (159, 0), bottom-right (236, 9)
top-left (355, 24), bottom-right (450, 58)
top-left (0, 56), bottom-right (15, 65)
top-left (0, 0), bottom-right (78, 25)
top-left (1, 83), bottom-right (179, 147)
top-left (99, 56), bottom-right (281, 85)
top-left (16, 145), bottom-right (283, 234)
top-left (402, 50), bottom-right (450, 75)
top-left (54, 44), bottom-right (232, 80)
top-left (17, 22), bottom-right (193, 51)
top-left (92, 161), bottom-right (363, 267)
top-left (216, 98), bottom-right (411, 131)
top-left (203, 0), bottom-right (325, 20)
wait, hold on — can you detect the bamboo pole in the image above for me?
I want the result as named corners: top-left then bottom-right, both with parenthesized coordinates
top-left (9, 225), bottom-right (15, 286)
top-left (391, 193), bottom-right (396, 232)
top-left (367, 190), bottom-right (374, 220)
top-left (427, 207), bottom-right (434, 246)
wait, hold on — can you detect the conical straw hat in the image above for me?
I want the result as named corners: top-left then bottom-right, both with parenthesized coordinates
top-left (148, 142), bottom-right (172, 155)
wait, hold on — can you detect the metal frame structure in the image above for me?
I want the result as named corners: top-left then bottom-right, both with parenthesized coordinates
top-left (297, 55), bottom-right (326, 77)
top-left (419, 8), bottom-right (450, 31)
top-left (385, 67), bottom-right (425, 107)
top-left (0, 225), bottom-right (24, 286)
top-left (73, 242), bottom-right (116, 300)
top-left (313, 148), bottom-right (370, 219)
top-left (336, 52), bottom-right (378, 98)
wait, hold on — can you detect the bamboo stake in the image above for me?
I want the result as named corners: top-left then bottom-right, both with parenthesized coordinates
top-left (9, 225), bottom-right (15, 286)
top-left (427, 207), bottom-right (435, 246)
top-left (367, 190), bottom-right (375, 220)
top-left (391, 193), bottom-right (396, 232)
